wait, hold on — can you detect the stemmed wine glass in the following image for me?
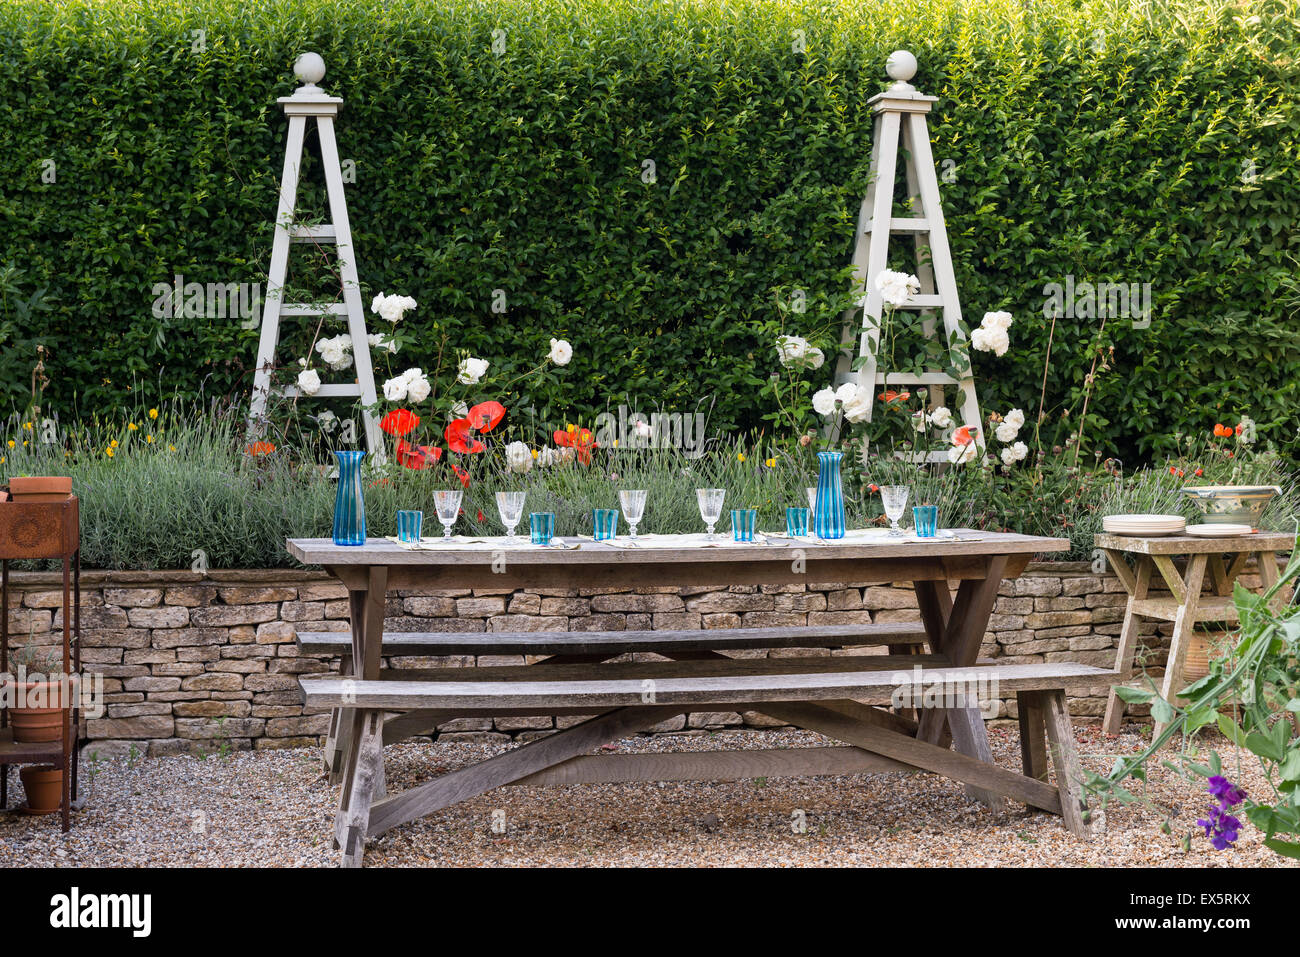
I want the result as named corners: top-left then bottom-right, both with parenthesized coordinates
top-left (433, 489), bottom-right (464, 539)
top-left (618, 489), bottom-right (647, 539)
top-left (495, 491), bottom-right (526, 543)
top-left (696, 488), bottom-right (725, 540)
top-left (880, 485), bottom-right (909, 537)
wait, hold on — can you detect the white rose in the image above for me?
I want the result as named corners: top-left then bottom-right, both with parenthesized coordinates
top-left (947, 442), bottom-right (978, 465)
top-left (971, 326), bottom-right (1009, 356)
top-left (776, 335), bottom-right (809, 367)
top-left (368, 333), bottom-right (400, 354)
top-left (995, 421), bottom-right (1020, 443)
top-left (505, 441), bottom-right (534, 473)
top-left (1011, 441), bottom-right (1028, 461)
top-left (451, 401), bottom-right (469, 419)
top-left (841, 387), bottom-right (872, 424)
top-left (835, 382), bottom-right (858, 404)
top-left (874, 270), bottom-right (920, 308)
top-left (812, 387), bottom-right (838, 416)
top-left (297, 368), bottom-right (321, 396)
top-left (457, 356), bottom-right (489, 385)
top-left (806, 346), bottom-right (825, 369)
top-left (374, 294), bottom-right (417, 323)
top-left (634, 419), bottom-right (653, 439)
top-left (536, 447), bottom-right (556, 467)
top-left (548, 338), bottom-right (573, 366)
top-left (316, 410), bottom-right (337, 431)
top-left (929, 406), bottom-right (953, 429)
top-left (982, 311), bottom-right (1014, 331)
top-left (382, 374), bottom-right (408, 402)
top-left (1004, 408), bottom-right (1026, 430)
top-left (405, 372), bottom-right (431, 404)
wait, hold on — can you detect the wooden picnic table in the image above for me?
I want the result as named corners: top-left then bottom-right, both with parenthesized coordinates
top-left (1096, 530), bottom-right (1295, 736)
top-left (289, 530), bottom-right (1111, 866)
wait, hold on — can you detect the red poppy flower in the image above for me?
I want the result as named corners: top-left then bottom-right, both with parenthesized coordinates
top-left (1213, 424), bottom-right (1232, 438)
top-left (396, 439), bottom-right (442, 470)
top-left (451, 463), bottom-right (471, 489)
top-left (467, 401), bottom-right (506, 433)
top-left (1169, 466), bottom-right (1184, 477)
top-left (554, 426), bottom-right (598, 465)
top-left (951, 425), bottom-right (978, 447)
top-left (1234, 422), bottom-right (1244, 435)
top-left (244, 441), bottom-right (276, 456)
top-left (379, 408), bottom-right (420, 436)
top-left (476, 509), bottom-right (485, 523)
top-left (445, 418), bottom-right (486, 454)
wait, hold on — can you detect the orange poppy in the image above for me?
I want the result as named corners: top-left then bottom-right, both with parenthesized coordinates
top-left (951, 426), bottom-right (978, 446)
top-left (554, 426), bottom-right (598, 465)
top-left (244, 441), bottom-right (275, 456)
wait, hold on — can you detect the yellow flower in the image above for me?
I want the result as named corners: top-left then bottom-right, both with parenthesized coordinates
top-left (110, 439), bottom-right (119, 448)
top-left (612, 439), bottom-right (619, 448)
top-left (765, 458), bottom-right (776, 468)
top-left (168, 444), bottom-right (177, 452)
top-left (105, 447), bottom-right (114, 457)
top-left (21, 440), bottom-right (27, 447)
top-left (5, 441), bottom-right (12, 449)
top-left (737, 453), bottom-right (746, 462)
top-left (146, 434), bottom-right (154, 443)
top-left (22, 422), bottom-right (32, 431)
top-left (127, 422), bottom-right (138, 431)
top-left (531, 449), bottom-right (538, 459)
top-left (567, 424), bottom-right (576, 434)
top-left (0, 457), bottom-right (5, 465)
top-left (148, 408), bottom-right (159, 420)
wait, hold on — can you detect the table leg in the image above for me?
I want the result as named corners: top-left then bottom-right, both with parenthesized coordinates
top-left (917, 557), bottom-right (1007, 810)
top-left (1155, 553), bottom-right (1207, 737)
top-left (335, 710), bottom-right (385, 868)
top-left (1102, 554), bottom-right (1152, 735)
top-left (1017, 691), bottom-right (1048, 782)
top-left (330, 566), bottom-right (389, 863)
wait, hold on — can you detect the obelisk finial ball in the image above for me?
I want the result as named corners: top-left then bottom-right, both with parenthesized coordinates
top-left (886, 50), bottom-right (917, 82)
top-left (294, 52), bottom-right (326, 85)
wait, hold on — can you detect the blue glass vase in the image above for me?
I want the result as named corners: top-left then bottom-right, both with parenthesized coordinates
top-left (813, 450), bottom-right (846, 540)
top-left (332, 450), bottom-right (367, 546)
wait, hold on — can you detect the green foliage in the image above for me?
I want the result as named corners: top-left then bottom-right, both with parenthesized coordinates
top-left (1089, 545), bottom-right (1300, 859)
top-left (0, 0), bottom-right (1297, 460)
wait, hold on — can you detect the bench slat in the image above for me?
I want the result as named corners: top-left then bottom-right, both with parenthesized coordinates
top-left (296, 622), bottom-right (929, 657)
top-left (300, 662), bottom-right (1118, 710)
top-left (376, 654), bottom-right (949, 683)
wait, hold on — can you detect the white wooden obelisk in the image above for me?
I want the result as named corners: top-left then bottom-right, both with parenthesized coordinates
top-left (836, 50), bottom-right (984, 458)
top-left (248, 53), bottom-right (383, 457)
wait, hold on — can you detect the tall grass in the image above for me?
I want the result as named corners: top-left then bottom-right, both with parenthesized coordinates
top-left (1, 402), bottom-right (1296, 569)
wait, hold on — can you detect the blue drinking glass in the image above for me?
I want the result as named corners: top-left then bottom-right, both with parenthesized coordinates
top-left (396, 509), bottom-right (423, 543)
top-left (592, 508), bottom-right (619, 541)
top-left (529, 512), bottom-right (555, 545)
top-left (731, 508), bottom-right (758, 542)
top-left (785, 507), bottom-right (810, 537)
top-left (913, 505), bottom-right (938, 538)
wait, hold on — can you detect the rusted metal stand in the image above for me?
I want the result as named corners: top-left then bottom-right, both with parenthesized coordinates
top-left (0, 496), bottom-right (81, 831)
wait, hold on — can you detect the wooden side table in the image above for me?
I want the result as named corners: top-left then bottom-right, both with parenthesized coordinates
top-left (1097, 530), bottom-right (1294, 736)
top-left (0, 496), bottom-right (81, 830)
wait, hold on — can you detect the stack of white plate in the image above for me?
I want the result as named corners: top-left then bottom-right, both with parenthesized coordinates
top-left (1102, 514), bottom-right (1187, 537)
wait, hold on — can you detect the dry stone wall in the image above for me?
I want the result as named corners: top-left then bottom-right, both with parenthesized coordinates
top-left (1, 561), bottom-right (1267, 758)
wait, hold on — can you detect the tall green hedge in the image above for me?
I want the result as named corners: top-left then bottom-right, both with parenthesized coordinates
top-left (1, 0), bottom-right (1297, 461)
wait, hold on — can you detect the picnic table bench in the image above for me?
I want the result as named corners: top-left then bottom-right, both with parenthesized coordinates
top-left (290, 531), bottom-right (1112, 866)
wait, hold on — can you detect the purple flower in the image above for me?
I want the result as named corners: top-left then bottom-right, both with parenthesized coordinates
top-left (1198, 776), bottom-right (1247, 850)
top-left (1207, 775), bottom-right (1247, 806)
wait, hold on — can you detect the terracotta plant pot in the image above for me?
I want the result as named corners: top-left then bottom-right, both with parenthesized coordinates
top-left (18, 764), bottom-right (62, 815)
top-left (7, 475), bottom-right (72, 503)
top-left (6, 679), bottom-right (67, 743)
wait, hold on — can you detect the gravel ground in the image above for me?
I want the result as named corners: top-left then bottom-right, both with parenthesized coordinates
top-left (0, 725), bottom-right (1293, 867)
